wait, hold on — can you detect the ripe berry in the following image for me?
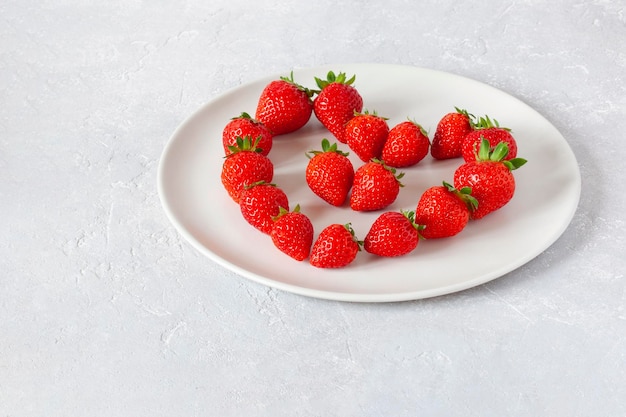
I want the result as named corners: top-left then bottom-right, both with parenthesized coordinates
top-left (461, 115), bottom-right (517, 162)
top-left (364, 210), bottom-right (423, 257)
top-left (239, 182), bottom-right (289, 234)
top-left (454, 139), bottom-right (527, 219)
top-left (313, 71), bottom-right (363, 143)
top-left (382, 119), bottom-right (430, 167)
top-left (431, 107), bottom-right (475, 160)
top-left (415, 182), bottom-right (477, 239)
top-left (222, 112), bottom-right (273, 156)
top-left (310, 223), bottom-right (362, 268)
top-left (221, 136), bottom-right (274, 203)
top-left (270, 205), bottom-right (314, 261)
top-left (305, 139), bottom-right (354, 206)
top-left (345, 110), bottom-right (389, 162)
top-left (350, 159), bottom-right (404, 211)
top-left (255, 72), bottom-right (314, 135)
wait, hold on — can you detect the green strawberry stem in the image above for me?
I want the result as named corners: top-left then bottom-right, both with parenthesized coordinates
top-left (443, 181), bottom-right (479, 212)
top-left (354, 109), bottom-right (389, 120)
top-left (476, 138), bottom-right (527, 170)
top-left (406, 117), bottom-right (429, 136)
top-left (280, 71), bottom-right (314, 98)
top-left (232, 111), bottom-right (253, 120)
top-left (226, 135), bottom-right (264, 156)
top-left (306, 138), bottom-right (350, 158)
top-left (454, 107), bottom-right (477, 126)
top-left (313, 71), bottom-right (357, 92)
top-left (401, 209), bottom-right (426, 236)
top-left (476, 138), bottom-right (507, 161)
top-left (244, 180), bottom-right (276, 190)
top-left (343, 223), bottom-right (364, 250)
top-left (371, 158), bottom-right (405, 186)
top-left (490, 141), bottom-right (509, 161)
top-left (272, 204), bottom-right (301, 222)
top-left (474, 114), bottom-right (511, 131)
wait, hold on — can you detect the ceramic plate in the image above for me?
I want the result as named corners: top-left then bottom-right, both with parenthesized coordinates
top-left (158, 63), bottom-right (581, 302)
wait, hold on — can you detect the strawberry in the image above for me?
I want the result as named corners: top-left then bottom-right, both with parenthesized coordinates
top-left (461, 115), bottom-right (517, 162)
top-left (344, 110), bottom-right (390, 162)
top-left (222, 112), bottom-right (273, 156)
top-left (239, 181), bottom-right (289, 234)
top-left (381, 119), bottom-right (430, 167)
top-left (431, 107), bottom-right (475, 160)
top-left (255, 71), bottom-right (314, 135)
top-left (313, 71), bottom-right (363, 143)
top-left (221, 136), bottom-right (274, 203)
top-left (305, 138), bottom-right (354, 206)
top-left (414, 182), bottom-right (478, 239)
top-left (310, 223), bottom-right (362, 268)
top-left (350, 159), bottom-right (404, 211)
top-left (364, 210), bottom-right (423, 257)
top-left (270, 205), bottom-right (314, 261)
top-left (454, 139), bottom-right (527, 219)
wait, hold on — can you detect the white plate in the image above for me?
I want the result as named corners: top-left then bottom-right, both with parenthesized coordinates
top-left (158, 63), bottom-right (581, 302)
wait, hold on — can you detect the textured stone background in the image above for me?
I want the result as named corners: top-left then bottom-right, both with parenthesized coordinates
top-left (1, 0), bottom-right (625, 416)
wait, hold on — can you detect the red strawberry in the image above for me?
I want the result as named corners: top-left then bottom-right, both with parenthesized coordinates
top-left (350, 159), bottom-right (404, 211)
top-left (239, 181), bottom-right (289, 234)
top-left (270, 205), bottom-right (314, 261)
top-left (222, 112), bottom-right (273, 156)
top-left (305, 138), bottom-right (354, 206)
top-left (345, 110), bottom-right (390, 162)
top-left (364, 210), bottom-right (423, 257)
top-left (431, 107), bottom-right (475, 160)
top-left (310, 223), bottom-right (362, 268)
top-left (414, 182), bottom-right (478, 239)
top-left (255, 71), bottom-right (314, 135)
top-left (221, 136), bottom-right (274, 203)
top-left (313, 71), bottom-right (363, 143)
top-left (461, 115), bottom-right (517, 162)
top-left (381, 119), bottom-right (430, 167)
top-left (454, 139), bottom-right (527, 219)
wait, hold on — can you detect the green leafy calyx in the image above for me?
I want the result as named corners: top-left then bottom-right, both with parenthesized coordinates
top-left (401, 210), bottom-right (426, 235)
top-left (454, 107), bottom-right (478, 128)
top-left (474, 114), bottom-right (511, 131)
top-left (406, 117), bottom-right (429, 136)
top-left (343, 223), bottom-right (364, 250)
top-left (475, 138), bottom-right (527, 171)
top-left (354, 109), bottom-right (389, 120)
top-left (280, 71), bottom-right (314, 98)
top-left (442, 181), bottom-right (479, 212)
top-left (314, 71), bottom-right (357, 90)
top-left (226, 135), bottom-right (264, 156)
top-left (307, 138), bottom-right (350, 158)
top-left (272, 204), bottom-right (300, 222)
top-left (232, 111), bottom-right (252, 120)
top-left (244, 180), bottom-right (276, 190)
top-left (371, 158), bottom-right (405, 186)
